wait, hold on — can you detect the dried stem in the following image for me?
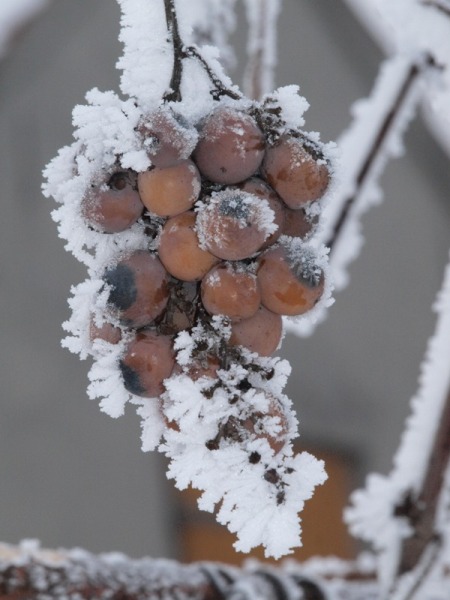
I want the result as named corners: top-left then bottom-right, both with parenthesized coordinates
top-left (162, 0), bottom-right (241, 102)
top-left (326, 54), bottom-right (436, 252)
top-left (163, 0), bottom-right (184, 102)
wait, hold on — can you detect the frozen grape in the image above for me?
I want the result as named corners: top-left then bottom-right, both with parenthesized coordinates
top-left (89, 318), bottom-right (122, 345)
top-left (257, 245), bottom-right (324, 316)
top-left (201, 264), bottom-right (260, 322)
top-left (238, 177), bottom-right (285, 249)
top-left (81, 171), bottom-right (144, 233)
top-left (120, 330), bottom-right (175, 398)
top-left (193, 106), bottom-right (265, 184)
top-left (138, 108), bottom-right (197, 168)
top-left (196, 189), bottom-right (275, 261)
top-left (103, 250), bottom-right (169, 328)
top-left (229, 306), bottom-right (282, 356)
top-left (262, 134), bottom-right (330, 208)
top-left (137, 159), bottom-right (201, 218)
top-left (158, 212), bottom-right (219, 281)
top-left (282, 207), bottom-right (318, 239)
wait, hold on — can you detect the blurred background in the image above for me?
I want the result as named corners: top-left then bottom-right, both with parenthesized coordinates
top-left (0, 0), bottom-right (449, 564)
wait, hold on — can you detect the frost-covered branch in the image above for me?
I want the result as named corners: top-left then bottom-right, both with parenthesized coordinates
top-left (346, 251), bottom-right (450, 599)
top-left (243, 0), bottom-right (281, 100)
top-left (0, 540), bottom-right (333, 600)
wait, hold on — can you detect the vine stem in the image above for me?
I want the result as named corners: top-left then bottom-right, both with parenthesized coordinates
top-left (162, 0), bottom-right (241, 102)
top-left (163, 0), bottom-right (184, 102)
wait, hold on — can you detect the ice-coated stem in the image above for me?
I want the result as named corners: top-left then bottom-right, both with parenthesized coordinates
top-left (163, 0), bottom-right (241, 102)
top-left (163, 0), bottom-right (184, 102)
top-left (326, 53), bottom-right (437, 252)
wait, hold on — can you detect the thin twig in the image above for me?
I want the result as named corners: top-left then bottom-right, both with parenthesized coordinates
top-left (163, 0), bottom-right (184, 102)
top-left (326, 54), bottom-right (437, 251)
top-left (184, 46), bottom-right (242, 100)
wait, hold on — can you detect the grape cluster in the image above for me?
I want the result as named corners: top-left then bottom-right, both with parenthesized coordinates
top-left (81, 101), bottom-right (332, 459)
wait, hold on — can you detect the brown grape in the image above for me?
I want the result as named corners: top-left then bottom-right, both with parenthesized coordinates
top-left (120, 330), bottom-right (175, 398)
top-left (137, 160), bottom-right (201, 218)
top-left (158, 212), bottom-right (219, 281)
top-left (257, 245), bottom-right (324, 316)
top-left (196, 190), bottom-right (274, 260)
top-left (138, 109), bottom-right (196, 168)
top-left (103, 250), bottom-right (169, 328)
top-left (229, 306), bottom-right (282, 356)
top-left (82, 171), bottom-right (143, 233)
top-left (201, 264), bottom-right (260, 322)
top-left (193, 107), bottom-right (265, 184)
top-left (89, 318), bottom-right (122, 345)
top-left (238, 177), bottom-right (285, 249)
top-left (282, 207), bottom-right (318, 239)
top-left (262, 134), bottom-right (330, 208)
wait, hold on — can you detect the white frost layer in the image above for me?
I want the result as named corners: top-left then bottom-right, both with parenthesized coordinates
top-left (345, 251), bottom-right (450, 587)
top-left (0, 0), bottom-right (48, 58)
top-left (344, 0), bottom-right (450, 158)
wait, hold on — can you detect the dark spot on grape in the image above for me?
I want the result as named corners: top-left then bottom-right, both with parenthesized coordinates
top-left (104, 264), bottom-right (137, 311)
top-left (249, 452), bottom-right (261, 464)
top-left (120, 360), bottom-right (146, 396)
top-left (218, 195), bottom-right (250, 221)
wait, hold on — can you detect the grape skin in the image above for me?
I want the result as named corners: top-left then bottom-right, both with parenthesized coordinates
top-left (229, 306), bottom-right (282, 356)
top-left (262, 134), bottom-right (330, 208)
top-left (257, 245), bottom-right (325, 316)
top-left (137, 159), bottom-right (200, 218)
top-left (201, 264), bottom-right (261, 322)
top-left (193, 107), bottom-right (265, 184)
top-left (103, 250), bottom-right (169, 328)
top-left (82, 172), bottom-right (143, 233)
top-left (120, 330), bottom-right (175, 398)
top-left (158, 212), bottom-right (219, 281)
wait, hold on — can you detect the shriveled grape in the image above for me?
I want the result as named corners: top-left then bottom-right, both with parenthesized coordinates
top-left (120, 330), bottom-right (175, 398)
top-left (201, 263), bottom-right (260, 322)
top-left (158, 211), bottom-right (219, 281)
top-left (262, 134), bottom-right (330, 208)
top-left (229, 306), bottom-right (282, 356)
top-left (193, 106), bottom-right (265, 184)
top-left (137, 159), bottom-right (201, 218)
top-left (82, 171), bottom-right (143, 233)
top-left (196, 189), bottom-right (275, 261)
top-left (103, 250), bottom-right (169, 328)
top-left (257, 244), bottom-right (324, 316)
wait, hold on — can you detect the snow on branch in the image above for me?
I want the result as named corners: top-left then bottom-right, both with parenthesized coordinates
top-left (345, 251), bottom-right (450, 598)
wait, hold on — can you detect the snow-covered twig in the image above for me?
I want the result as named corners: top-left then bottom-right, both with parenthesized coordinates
top-left (243, 0), bottom-right (281, 100)
top-left (322, 52), bottom-right (436, 290)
